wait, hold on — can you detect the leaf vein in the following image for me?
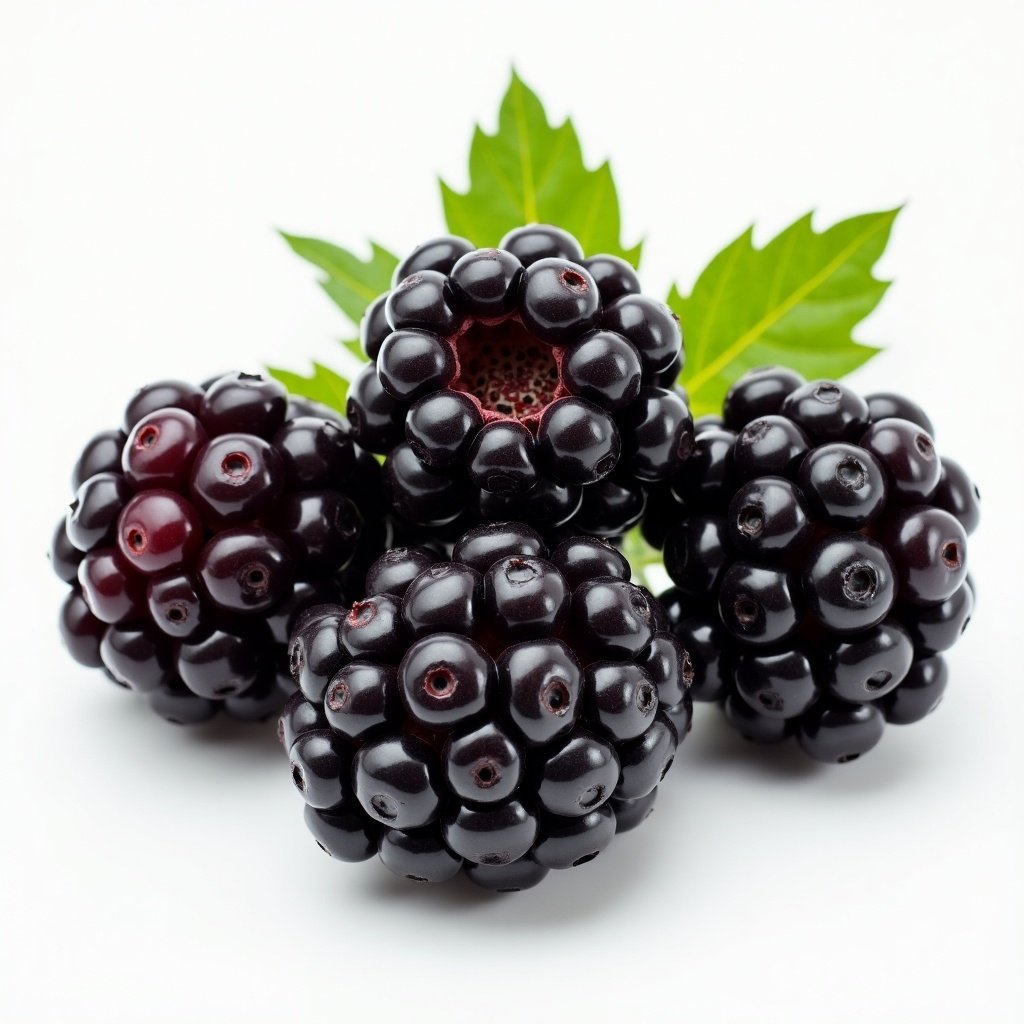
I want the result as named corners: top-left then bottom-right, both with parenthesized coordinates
top-left (686, 216), bottom-right (892, 400)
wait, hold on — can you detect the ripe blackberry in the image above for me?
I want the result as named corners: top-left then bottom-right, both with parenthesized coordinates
top-left (650, 367), bottom-right (978, 763)
top-left (281, 522), bottom-right (690, 891)
top-left (347, 227), bottom-right (692, 538)
top-left (51, 372), bottom-right (387, 724)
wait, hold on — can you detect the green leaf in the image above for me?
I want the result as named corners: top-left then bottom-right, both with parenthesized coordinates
top-left (339, 338), bottom-right (367, 362)
top-left (266, 362), bottom-right (352, 416)
top-left (440, 70), bottom-right (641, 265)
top-left (621, 526), bottom-right (664, 590)
top-left (670, 208), bottom-right (900, 417)
top-left (280, 233), bottom-right (398, 327)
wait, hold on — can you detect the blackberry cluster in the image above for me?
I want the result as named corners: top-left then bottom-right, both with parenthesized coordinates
top-left (649, 367), bottom-right (979, 763)
top-left (346, 225), bottom-right (693, 539)
top-left (281, 522), bottom-right (691, 892)
top-left (50, 372), bottom-right (385, 724)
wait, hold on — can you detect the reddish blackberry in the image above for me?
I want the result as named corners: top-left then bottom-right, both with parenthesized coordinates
top-left (51, 372), bottom-right (387, 724)
top-left (281, 522), bottom-right (690, 891)
top-left (650, 368), bottom-right (978, 763)
top-left (348, 227), bottom-right (692, 539)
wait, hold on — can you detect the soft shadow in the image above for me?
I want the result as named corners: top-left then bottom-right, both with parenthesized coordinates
top-left (173, 714), bottom-right (286, 761)
top-left (79, 683), bottom-right (286, 764)
top-left (353, 810), bottom-right (663, 929)
top-left (684, 703), bottom-right (924, 792)
top-left (684, 705), bottom-right (822, 781)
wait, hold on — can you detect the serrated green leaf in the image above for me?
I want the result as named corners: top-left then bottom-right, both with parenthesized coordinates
top-left (670, 208), bottom-right (899, 417)
top-left (440, 70), bottom-right (641, 265)
top-left (266, 362), bottom-right (352, 416)
top-left (280, 233), bottom-right (398, 327)
top-left (340, 338), bottom-right (368, 362)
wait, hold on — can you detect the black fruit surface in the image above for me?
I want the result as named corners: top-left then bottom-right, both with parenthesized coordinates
top-left (649, 367), bottom-right (978, 763)
top-left (281, 522), bottom-right (690, 891)
top-left (51, 373), bottom-right (388, 724)
top-left (347, 226), bottom-right (691, 539)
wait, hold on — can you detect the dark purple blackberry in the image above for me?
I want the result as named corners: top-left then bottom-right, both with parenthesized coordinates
top-left (722, 366), bottom-right (806, 430)
top-left (648, 368), bottom-right (978, 763)
top-left (52, 372), bottom-right (388, 725)
top-left (281, 521), bottom-right (689, 891)
top-left (572, 473), bottom-right (647, 538)
top-left (348, 227), bottom-right (689, 537)
top-left (378, 329), bottom-right (456, 402)
top-left (582, 254), bottom-right (641, 304)
top-left (931, 457), bottom-right (981, 536)
top-left (467, 421), bottom-right (539, 494)
top-left (780, 380), bottom-right (870, 442)
top-left (392, 235), bottom-right (475, 284)
top-left (499, 224), bottom-right (584, 266)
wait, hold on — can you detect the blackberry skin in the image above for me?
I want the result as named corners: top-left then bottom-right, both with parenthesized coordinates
top-left (347, 226), bottom-right (692, 538)
top-left (649, 367), bottom-right (978, 763)
top-left (281, 521), bottom-right (690, 891)
top-left (51, 372), bottom-right (387, 724)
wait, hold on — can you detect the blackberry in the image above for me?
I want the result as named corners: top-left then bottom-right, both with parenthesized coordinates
top-left (281, 522), bottom-right (690, 891)
top-left (51, 372), bottom-right (387, 724)
top-left (347, 226), bottom-right (692, 538)
top-left (649, 367), bottom-right (978, 763)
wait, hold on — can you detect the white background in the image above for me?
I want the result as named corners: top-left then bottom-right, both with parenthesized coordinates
top-left (2, 1), bottom-right (1022, 1021)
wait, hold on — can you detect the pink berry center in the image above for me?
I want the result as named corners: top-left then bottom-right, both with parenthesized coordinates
top-left (348, 600), bottom-right (377, 626)
top-left (738, 504), bottom-right (764, 537)
top-left (221, 451), bottom-right (252, 482)
top-left (423, 667), bottom-right (456, 699)
top-left (734, 596), bottom-right (759, 626)
top-left (681, 652), bottom-right (695, 687)
top-left (326, 681), bottom-right (350, 712)
top-left (136, 425), bottom-right (160, 449)
top-left (636, 682), bottom-right (657, 714)
top-left (541, 679), bottom-right (570, 716)
top-left (842, 563), bottom-right (878, 602)
top-left (449, 318), bottom-right (567, 428)
top-left (125, 524), bottom-right (148, 554)
top-left (471, 759), bottom-right (500, 789)
top-left (941, 541), bottom-right (962, 570)
top-left (241, 563), bottom-right (270, 596)
top-left (166, 603), bottom-right (187, 623)
top-left (560, 268), bottom-right (588, 291)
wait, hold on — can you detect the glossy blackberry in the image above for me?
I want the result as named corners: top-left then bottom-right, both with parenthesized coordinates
top-left (520, 259), bottom-right (600, 344)
top-left (406, 391), bottom-right (483, 470)
top-left (378, 329), bottom-right (456, 402)
top-left (732, 416), bottom-right (810, 481)
top-left (499, 224), bottom-right (584, 266)
top-left (797, 443), bottom-right (887, 527)
top-left (931, 457), bottom-right (981, 536)
top-left (602, 295), bottom-right (682, 376)
top-left (722, 366), bottom-right (805, 430)
top-left (52, 372), bottom-right (387, 725)
top-left (619, 387), bottom-right (694, 483)
top-left (282, 521), bottom-right (689, 891)
top-left (383, 442), bottom-right (468, 527)
top-left (562, 331), bottom-right (643, 412)
top-left (123, 380), bottom-right (204, 432)
top-left (572, 472), bottom-right (647, 538)
top-left (393, 235), bottom-right (475, 283)
top-left (648, 368), bottom-right (978, 762)
top-left (582, 254), bottom-right (640, 304)
top-left (449, 248), bottom-right (524, 317)
top-left (780, 380), bottom-right (870, 441)
top-left (467, 421), bottom-right (538, 494)
top-left (348, 227), bottom-right (689, 537)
